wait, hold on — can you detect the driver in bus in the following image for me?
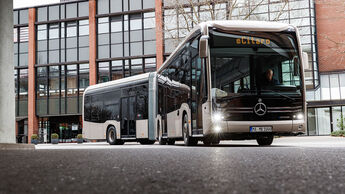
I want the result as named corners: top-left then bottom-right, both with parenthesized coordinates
top-left (263, 69), bottom-right (279, 86)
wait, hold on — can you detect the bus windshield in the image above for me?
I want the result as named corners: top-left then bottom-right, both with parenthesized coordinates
top-left (209, 29), bottom-right (302, 102)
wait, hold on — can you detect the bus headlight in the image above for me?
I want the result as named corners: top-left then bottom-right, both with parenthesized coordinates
top-left (294, 113), bottom-right (304, 120)
top-left (214, 126), bottom-right (221, 133)
top-left (212, 112), bottom-right (224, 122)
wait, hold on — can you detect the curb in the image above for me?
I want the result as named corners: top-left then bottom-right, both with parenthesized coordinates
top-left (0, 143), bottom-right (35, 150)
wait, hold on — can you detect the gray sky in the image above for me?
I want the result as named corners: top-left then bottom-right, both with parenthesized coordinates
top-left (14, 0), bottom-right (60, 9)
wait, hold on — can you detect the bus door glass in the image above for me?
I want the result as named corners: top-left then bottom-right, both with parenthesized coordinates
top-left (191, 57), bottom-right (207, 133)
top-left (121, 88), bottom-right (136, 137)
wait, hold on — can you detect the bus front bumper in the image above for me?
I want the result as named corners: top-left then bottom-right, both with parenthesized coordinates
top-left (207, 120), bottom-right (305, 136)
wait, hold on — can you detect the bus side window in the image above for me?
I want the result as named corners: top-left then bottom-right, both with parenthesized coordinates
top-left (91, 94), bottom-right (102, 123)
top-left (84, 96), bottom-right (91, 121)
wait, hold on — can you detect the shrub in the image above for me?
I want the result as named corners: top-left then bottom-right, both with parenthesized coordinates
top-left (31, 134), bottom-right (38, 140)
top-left (51, 133), bottom-right (59, 139)
top-left (77, 134), bottom-right (83, 139)
top-left (331, 130), bottom-right (345, 137)
top-left (337, 114), bottom-right (345, 131)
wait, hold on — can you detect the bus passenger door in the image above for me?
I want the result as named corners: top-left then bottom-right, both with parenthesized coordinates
top-left (191, 57), bottom-right (207, 135)
top-left (121, 96), bottom-right (136, 138)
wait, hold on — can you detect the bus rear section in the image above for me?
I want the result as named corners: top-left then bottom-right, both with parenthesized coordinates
top-left (82, 73), bottom-right (156, 145)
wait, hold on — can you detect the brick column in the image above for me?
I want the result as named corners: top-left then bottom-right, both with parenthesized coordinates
top-left (28, 8), bottom-right (38, 144)
top-left (155, 0), bottom-right (164, 69)
top-left (89, 0), bottom-right (97, 85)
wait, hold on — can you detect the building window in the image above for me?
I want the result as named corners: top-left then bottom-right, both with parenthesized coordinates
top-left (98, 62), bottom-right (110, 83)
top-left (79, 64), bottom-right (90, 94)
top-left (67, 65), bottom-right (78, 96)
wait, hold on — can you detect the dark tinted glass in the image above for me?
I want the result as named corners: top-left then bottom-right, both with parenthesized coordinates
top-left (136, 85), bottom-right (148, 119)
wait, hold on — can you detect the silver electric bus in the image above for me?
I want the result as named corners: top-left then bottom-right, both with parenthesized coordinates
top-left (82, 73), bottom-right (157, 145)
top-left (155, 20), bottom-right (307, 146)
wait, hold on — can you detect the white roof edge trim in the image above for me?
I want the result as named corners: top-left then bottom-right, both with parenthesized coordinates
top-left (199, 20), bottom-right (294, 32)
top-left (84, 72), bottom-right (151, 94)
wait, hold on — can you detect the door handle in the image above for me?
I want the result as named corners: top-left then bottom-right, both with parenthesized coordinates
top-left (177, 110), bottom-right (179, 116)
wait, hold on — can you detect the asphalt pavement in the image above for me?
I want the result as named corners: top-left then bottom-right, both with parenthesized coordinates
top-left (1, 136), bottom-right (345, 194)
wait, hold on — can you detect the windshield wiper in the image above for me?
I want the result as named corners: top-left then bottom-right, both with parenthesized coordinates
top-left (260, 89), bottom-right (296, 102)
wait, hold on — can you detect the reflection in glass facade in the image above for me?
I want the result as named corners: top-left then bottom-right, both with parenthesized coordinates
top-left (96, 0), bottom-right (157, 83)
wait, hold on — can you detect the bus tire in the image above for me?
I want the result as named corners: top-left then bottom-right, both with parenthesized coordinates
top-left (256, 135), bottom-right (274, 146)
top-left (182, 114), bottom-right (198, 146)
top-left (107, 126), bottom-right (118, 145)
top-left (167, 139), bottom-right (175, 145)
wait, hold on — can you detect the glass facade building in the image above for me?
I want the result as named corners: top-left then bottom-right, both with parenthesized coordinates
top-left (13, 0), bottom-right (345, 143)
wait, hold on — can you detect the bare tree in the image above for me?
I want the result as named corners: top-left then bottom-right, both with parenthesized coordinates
top-left (163, 0), bottom-right (289, 49)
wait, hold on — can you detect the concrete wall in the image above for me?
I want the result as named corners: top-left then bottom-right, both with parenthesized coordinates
top-left (0, 0), bottom-right (15, 143)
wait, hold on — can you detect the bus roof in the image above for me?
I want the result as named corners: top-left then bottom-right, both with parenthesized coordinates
top-left (84, 72), bottom-right (152, 94)
top-left (158, 20), bottom-right (296, 73)
top-left (198, 20), bottom-right (294, 33)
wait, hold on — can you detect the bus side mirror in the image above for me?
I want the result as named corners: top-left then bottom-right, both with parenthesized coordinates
top-left (199, 35), bottom-right (209, 58)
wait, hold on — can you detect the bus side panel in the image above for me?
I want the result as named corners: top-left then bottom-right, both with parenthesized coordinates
top-left (136, 119), bottom-right (148, 139)
top-left (167, 110), bottom-right (177, 137)
top-left (83, 121), bottom-right (107, 140)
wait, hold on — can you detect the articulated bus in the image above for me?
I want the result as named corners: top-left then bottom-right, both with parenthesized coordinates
top-left (155, 20), bottom-right (307, 146)
top-left (83, 73), bottom-right (157, 145)
top-left (83, 20), bottom-right (307, 146)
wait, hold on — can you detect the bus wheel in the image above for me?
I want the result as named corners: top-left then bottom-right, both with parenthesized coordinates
top-left (107, 126), bottom-right (118, 145)
top-left (183, 114), bottom-right (198, 146)
top-left (256, 135), bottom-right (274, 146)
top-left (167, 139), bottom-right (175, 145)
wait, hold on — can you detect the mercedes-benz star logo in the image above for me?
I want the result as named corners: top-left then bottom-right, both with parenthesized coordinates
top-left (254, 99), bottom-right (266, 116)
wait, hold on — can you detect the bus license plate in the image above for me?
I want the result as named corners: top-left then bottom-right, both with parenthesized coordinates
top-left (250, 126), bottom-right (272, 132)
